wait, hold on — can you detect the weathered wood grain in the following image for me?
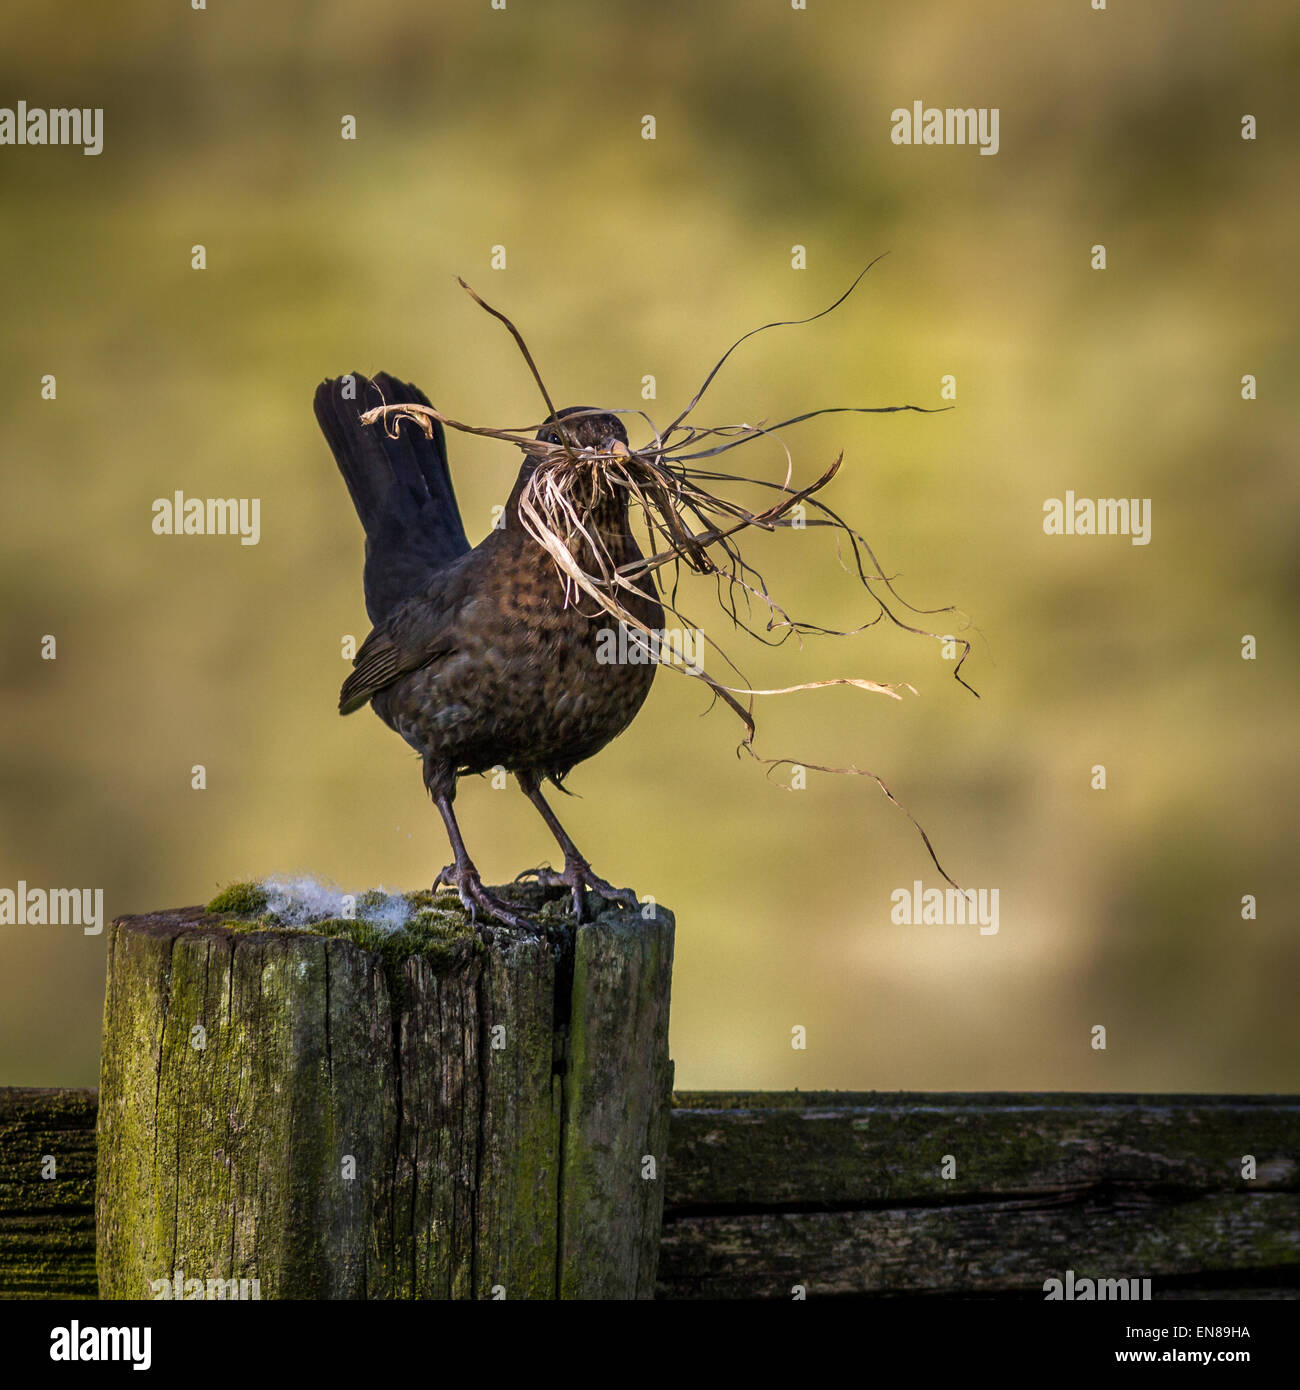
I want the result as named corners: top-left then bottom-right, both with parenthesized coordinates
top-left (0, 1087), bottom-right (97, 1299)
top-left (665, 1091), bottom-right (1300, 1206)
top-left (94, 894), bottom-right (674, 1300)
top-left (560, 910), bottom-right (675, 1297)
top-left (658, 1195), bottom-right (1300, 1299)
top-left (395, 931), bottom-right (560, 1298)
top-left (97, 911), bottom-right (396, 1298)
top-left (658, 1091), bottom-right (1300, 1299)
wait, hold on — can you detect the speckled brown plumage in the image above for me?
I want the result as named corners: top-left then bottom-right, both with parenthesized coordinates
top-left (315, 373), bottom-right (662, 932)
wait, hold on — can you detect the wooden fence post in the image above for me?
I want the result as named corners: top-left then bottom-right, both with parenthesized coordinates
top-left (95, 887), bottom-right (674, 1299)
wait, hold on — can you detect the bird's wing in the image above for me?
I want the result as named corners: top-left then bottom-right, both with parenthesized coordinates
top-left (314, 372), bottom-right (472, 624)
top-left (339, 624), bottom-right (452, 715)
top-left (337, 551), bottom-right (488, 714)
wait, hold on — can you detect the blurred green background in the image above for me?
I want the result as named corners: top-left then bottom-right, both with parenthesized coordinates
top-left (2, 0), bottom-right (1297, 1092)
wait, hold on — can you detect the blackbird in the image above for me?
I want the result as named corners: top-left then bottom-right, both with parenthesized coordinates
top-left (313, 372), bottom-right (663, 932)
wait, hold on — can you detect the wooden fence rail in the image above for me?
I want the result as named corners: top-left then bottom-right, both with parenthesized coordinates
top-left (661, 1091), bottom-right (1300, 1300)
top-left (2, 1087), bottom-right (1297, 1299)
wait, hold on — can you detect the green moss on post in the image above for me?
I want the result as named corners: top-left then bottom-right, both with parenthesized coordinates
top-left (205, 882), bottom-right (269, 916)
top-left (96, 888), bottom-right (674, 1300)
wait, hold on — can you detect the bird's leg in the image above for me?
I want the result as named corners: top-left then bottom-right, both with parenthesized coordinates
top-left (426, 764), bottom-right (542, 936)
top-left (514, 771), bottom-right (640, 923)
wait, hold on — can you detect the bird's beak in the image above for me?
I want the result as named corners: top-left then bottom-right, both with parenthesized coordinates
top-left (609, 439), bottom-right (630, 458)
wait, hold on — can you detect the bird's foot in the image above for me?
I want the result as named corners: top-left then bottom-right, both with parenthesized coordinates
top-left (515, 860), bottom-right (640, 924)
top-left (433, 863), bottom-right (544, 937)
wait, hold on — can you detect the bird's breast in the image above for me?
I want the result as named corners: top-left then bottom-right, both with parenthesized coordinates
top-left (385, 522), bottom-right (664, 777)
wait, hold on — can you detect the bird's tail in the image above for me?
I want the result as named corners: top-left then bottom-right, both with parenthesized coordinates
top-left (314, 372), bottom-right (471, 623)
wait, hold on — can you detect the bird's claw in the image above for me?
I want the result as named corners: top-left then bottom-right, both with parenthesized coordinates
top-left (432, 864), bottom-right (545, 937)
top-left (517, 860), bottom-right (639, 923)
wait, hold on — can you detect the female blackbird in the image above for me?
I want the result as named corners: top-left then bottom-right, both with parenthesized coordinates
top-left (314, 372), bottom-right (663, 932)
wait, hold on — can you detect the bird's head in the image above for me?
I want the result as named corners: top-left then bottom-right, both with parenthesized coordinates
top-left (521, 407), bottom-right (634, 520)
top-left (534, 406), bottom-right (630, 458)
